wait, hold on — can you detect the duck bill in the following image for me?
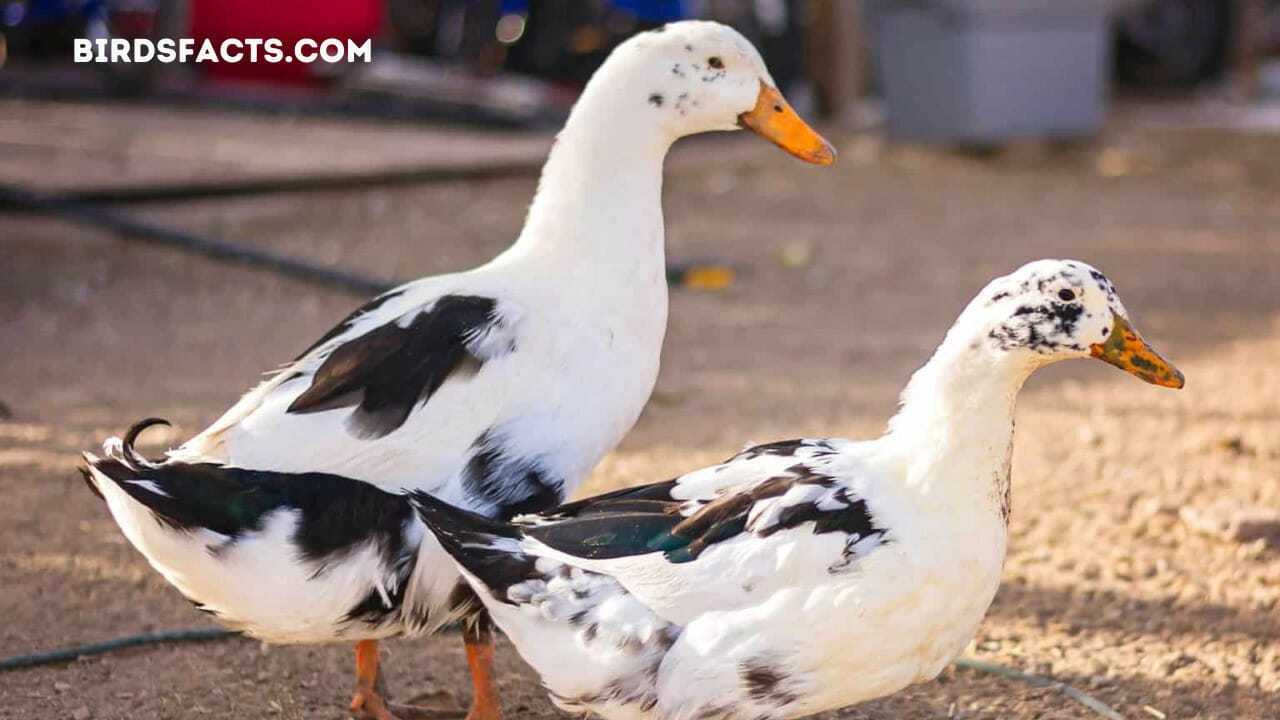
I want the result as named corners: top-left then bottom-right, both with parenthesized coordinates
top-left (1089, 316), bottom-right (1185, 389)
top-left (737, 81), bottom-right (836, 165)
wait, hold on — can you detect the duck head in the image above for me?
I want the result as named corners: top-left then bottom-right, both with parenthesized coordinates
top-left (600, 21), bottom-right (835, 164)
top-left (972, 259), bottom-right (1184, 388)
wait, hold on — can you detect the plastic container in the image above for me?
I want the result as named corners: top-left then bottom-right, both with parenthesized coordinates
top-left (867, 0), bottom-right (1111, 143)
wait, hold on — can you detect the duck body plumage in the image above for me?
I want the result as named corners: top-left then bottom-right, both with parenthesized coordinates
top-left (414, 433), bottom-right (1010, 719)
top-left (81, 38), bottom-right (678, 642)
top-left (414, 260), bottom-right (1180, 720)
top-left (84, 241), bottom-right (668, 642)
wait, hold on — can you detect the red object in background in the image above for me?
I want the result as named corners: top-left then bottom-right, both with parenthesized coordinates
top-left (189, 0), bottom-right (382, 85)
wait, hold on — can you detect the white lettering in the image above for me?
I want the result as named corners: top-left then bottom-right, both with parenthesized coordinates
top-left (348, 39), bottom-right (373, 63)
top-left (196, 39), bottom-right (218, 63)
top-left (109, 38), bottom-right (130, 63)
top-left (73, 39), bottom-right (93, 63)
top-left (220, 38), bottom-right (242, 63)
top-left (294, 38), bottom-right (317, 63)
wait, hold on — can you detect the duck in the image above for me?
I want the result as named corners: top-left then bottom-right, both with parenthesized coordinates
top-left (79, 20), bottom-right (834, 720)
top-left (409, 259), bottom-right (1184, 720)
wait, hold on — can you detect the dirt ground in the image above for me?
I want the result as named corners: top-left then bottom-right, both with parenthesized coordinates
top-left (2, 101), bottom-right (1279, 719)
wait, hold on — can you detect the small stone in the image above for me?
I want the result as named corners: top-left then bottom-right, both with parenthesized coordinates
top-left (778, 241), bottom-right (814, 269)
top-left (1077, 425), bottom-right (1102, 446)
top-left (54, 682), bottom-right (71, 693)
top-left (1216, 435), bottom-right (1252, 456)
top-left (71, 706), bottom-right (91, 720)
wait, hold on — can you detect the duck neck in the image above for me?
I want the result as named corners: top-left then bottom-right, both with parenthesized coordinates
top-left (885, 323), bottom-right (1037, 517)
top-left (504, 82), bottom-right (675, 274)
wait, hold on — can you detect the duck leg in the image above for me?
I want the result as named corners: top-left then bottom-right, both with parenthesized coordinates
top-left (349, 640), bottom-right (465, 720)
top-left (349, 639), bottom-right (396, 720)
top-left (458, 611), bottom-right (504, 720)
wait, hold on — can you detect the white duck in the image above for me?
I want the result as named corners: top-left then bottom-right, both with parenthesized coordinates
top-left (411, 259), bottom-right (1184, 720)
top-left (80, 21), bottom-right (833, 720)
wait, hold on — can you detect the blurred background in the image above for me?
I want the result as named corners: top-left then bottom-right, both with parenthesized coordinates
top-left (2, 0), bottom-right (1280, 124)
top-left (2, 2), bottom-right (1279, 720)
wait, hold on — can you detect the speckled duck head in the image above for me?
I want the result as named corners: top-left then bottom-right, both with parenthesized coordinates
top-left (568, 20), bottom-right (835, 164)
top-left (966, 259), bottom-right (1184, 387)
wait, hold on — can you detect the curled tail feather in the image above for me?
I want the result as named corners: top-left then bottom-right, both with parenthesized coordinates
top-left (80, 417), bottom-right (172, 500)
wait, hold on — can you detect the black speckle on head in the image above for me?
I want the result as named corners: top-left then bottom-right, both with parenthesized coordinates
top-left (987, 291), bottom-right (1011, 305)
top-left (685, 44), bottom-right (693, 51)
top-left (650, 24), bottom-right (666, 33)
top-left (990, 297), bottom-right (1087, 354)
top-left (648, 93), bottom-right (664, 108)
top-left (671, 63), bottom-right (684, 77)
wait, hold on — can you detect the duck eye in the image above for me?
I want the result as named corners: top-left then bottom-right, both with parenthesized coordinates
top-left (1058, 289), bottom-right (1076, 302)
top-left (707, 56), bottom-right (724, 69)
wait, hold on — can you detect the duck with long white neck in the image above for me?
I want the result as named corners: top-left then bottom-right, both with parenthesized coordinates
top-left (412, 259), bottom-right (1183, 720)
top-left (80, 21), bottom-right (833, 720)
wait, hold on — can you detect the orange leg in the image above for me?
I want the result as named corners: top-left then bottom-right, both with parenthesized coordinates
top-left (348, 639), bottom-right (468, 720)
top-left (461, 614), bottom-right (504, 720)
top-left (349, 640), bottom-right (396, 720)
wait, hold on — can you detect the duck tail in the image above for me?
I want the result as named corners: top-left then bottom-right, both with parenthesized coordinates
top-left (79, 417), bottom-right (185, 512)
top-left (80, 418), bottom-right (173, 509)
top-left (409, 492), bottom-right (534, 593)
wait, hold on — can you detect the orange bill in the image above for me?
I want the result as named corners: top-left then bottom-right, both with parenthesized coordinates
top-left (1089, 315), bottom-right (1185, 389)
top-left (738, 80), bottom-right (836, 165)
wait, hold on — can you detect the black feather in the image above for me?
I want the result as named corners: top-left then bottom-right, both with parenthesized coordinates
top-left (461, 429), bottom-right (564, 520)
top-left (87, 454), bottom-right (413, 571)
top-left (293, 287), bottom-right (408, 361)
top-left (409, 491), bottom-right (539, 602)
top-left (525, 468), bottom-right (885, 566)
top-left (288, 295), bottom-right (504, 438)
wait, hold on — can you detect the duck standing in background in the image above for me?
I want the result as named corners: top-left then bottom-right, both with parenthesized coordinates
top-left (81, 21), bottom-right (834, 720)
top-left (412, 260), bottom-right (1184, 720)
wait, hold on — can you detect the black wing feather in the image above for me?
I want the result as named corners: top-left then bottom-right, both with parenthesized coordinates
top-left (523, 468), bottom-right (886, 565)
top-left (288, 294), bottom-right (503, 438)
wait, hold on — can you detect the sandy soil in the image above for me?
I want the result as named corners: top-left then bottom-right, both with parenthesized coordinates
top-left (1, 107), bottom-right (1278, 719)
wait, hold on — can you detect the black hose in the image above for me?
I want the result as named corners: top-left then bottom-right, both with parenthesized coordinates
top-left (2, 184), bottom-right (711, 291)
top-left (0, 185), bottom-right (394, 296)
top-left (0, 629), bottom-right (240, 671)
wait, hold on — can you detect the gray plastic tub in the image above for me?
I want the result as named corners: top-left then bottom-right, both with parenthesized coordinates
top-left (867, 0), bottom-right (1111, 143)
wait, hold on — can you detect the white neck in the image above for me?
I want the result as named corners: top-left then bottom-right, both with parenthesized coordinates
top-left (499, 75), bottom-right (676, 274)
top-left (884, 317), bottom-right (1037, 513)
